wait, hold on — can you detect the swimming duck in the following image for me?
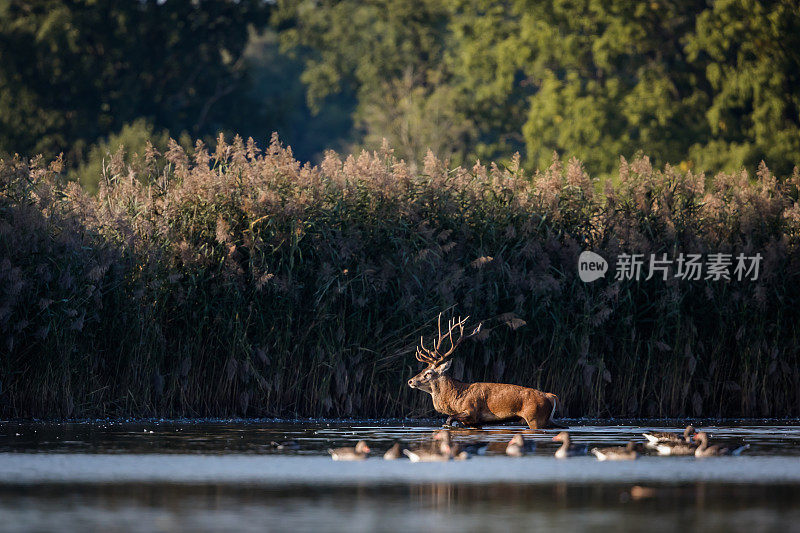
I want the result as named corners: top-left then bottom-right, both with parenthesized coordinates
top-left (462, 438), bottom-right (517, 456)
top-left (694, 431), bottom-right (749, 457)
top-left (403, 447), bottom-right (452, 462)
top-left (329, 440), bottom-right (371, 461)
top-left (437, 431), bottom-right (471, 460)
top-left (505, 434), bottom-right (535, 457)
top-left (403, 430), bottom-right (453, 462)
top-left (643, 425), bottom-right (695, 447)
top-left (461, 441), bottom-right (491, 455)
top-left (591, 441), bottom-right (639, 461)
top-left (553, 432), bottom-right (587, 458)
top-left (654, 439), bottom-right (697, 456)
top-left (383, 442), bottom-right (402, 460)
top-left (449, 442), bottom-right (471, 461)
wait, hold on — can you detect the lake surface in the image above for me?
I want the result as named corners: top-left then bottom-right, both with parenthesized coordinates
top-left (1, 419), bottom-right (799, 532)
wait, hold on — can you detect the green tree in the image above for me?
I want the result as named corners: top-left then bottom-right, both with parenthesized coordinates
top-left (450, 0), bottom-right (709, 175)
top-left (355, 70), bottom-right (474, 165)
top-left (686, 0), bottom-right (800, 175)
top-left (240, 28), bottom-right (356, 163)
top-left (275, 0), bottom-right (476, 165)
top-left (73, 118), bottom-right (171, 193)
top-left (452, 0), bottom-right (800, 175)
top-left (0, 0), bottom-right (270, 163)
top-left (281, 0), bottom-right (800, 176)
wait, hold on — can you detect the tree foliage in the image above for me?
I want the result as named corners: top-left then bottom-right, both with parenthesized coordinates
top-left (279, 0), bottom-right (800, 176)
top-left (1, 0), bottom-right (798, 179)
top-left (0, 0), bottom-right (270, 163)
top-left (275, 0), bottom-right (473, 165)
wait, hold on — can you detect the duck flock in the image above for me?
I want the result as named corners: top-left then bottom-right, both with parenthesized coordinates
top-left (324, 425), bottom-right (750, 462)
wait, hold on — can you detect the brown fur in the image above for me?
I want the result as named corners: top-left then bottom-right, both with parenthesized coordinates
top-left (409, 362), bottom-right (561, 429)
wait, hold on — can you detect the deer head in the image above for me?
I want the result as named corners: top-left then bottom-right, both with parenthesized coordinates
top-left (407, 314), bottom-right (482, 392)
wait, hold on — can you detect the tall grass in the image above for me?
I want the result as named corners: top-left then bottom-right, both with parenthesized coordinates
top-left (1, 135), bottom-right (799, 419)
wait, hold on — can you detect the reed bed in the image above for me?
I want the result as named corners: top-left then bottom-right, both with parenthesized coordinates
top-left (1, 135), bottom-right (799, 419)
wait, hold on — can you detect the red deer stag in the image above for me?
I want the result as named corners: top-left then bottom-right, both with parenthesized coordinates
top-left (407, 315), bottom-right (564, 429)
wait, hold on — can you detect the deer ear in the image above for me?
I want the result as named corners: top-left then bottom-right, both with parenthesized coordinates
top-left (435, 360), bottom-right (452, 373)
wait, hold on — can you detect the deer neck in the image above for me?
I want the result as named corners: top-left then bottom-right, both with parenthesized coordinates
top-left (430, 375), bottom-right (466, 413)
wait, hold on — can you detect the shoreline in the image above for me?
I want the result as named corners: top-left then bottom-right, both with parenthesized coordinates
top-left (4, 417), bottom-right (800, 425)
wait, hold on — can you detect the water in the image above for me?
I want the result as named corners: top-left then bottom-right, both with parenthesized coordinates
top-left (1, 420), bottom-right (799, 532)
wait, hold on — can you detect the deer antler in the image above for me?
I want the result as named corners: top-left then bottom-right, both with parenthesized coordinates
top-left (415, 338), bottom-right (438, 366)
top-left (416, 313), bottom-right (482, 367)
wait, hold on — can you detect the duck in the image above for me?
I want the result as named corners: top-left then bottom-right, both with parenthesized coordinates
top-left (270, 440), bottom-right (300, 450)
top-left (505, 434), bottom-right (535, 457)
top-left (553, 432), bottom-right (587, 458)
top-left (449, 442), bottom-right (471, 461)
top-left (694, 431), bottom-right (749, 457)
top-left (461, 441), bottom-right (491, 455)
top-left (403, 446), bottom-right (452, 462)
top-left (591, 441), bottom-right (639, 461)
top-left (438, 431), bottom-right (471, 460)
top-left (383, 442), bottom-right (403, 460)
top-left (462, 439), bottom-right (517, 456)
top-left (439, 430), bottom-right (471, 460)
top-left (329, 440), bottom-right (371, 461)
top-left (654, 439), bottom-right (697, 456)
top-left (403, 430), bottom-right (453, 462)
top-left (642, 425), bottom-right (696, 447)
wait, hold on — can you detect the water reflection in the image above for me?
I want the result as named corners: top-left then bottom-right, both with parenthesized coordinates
top-left (1, 482), bottom-right (799, 532)
top-left (1, 420), bottom-right (799, 532)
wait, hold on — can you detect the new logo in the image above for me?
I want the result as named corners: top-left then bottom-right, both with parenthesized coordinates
top-left (578, 251), bottom-right (608, 282)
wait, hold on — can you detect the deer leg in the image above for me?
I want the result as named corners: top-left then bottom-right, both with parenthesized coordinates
top-left (451, 412), bottom-right (481, 428)
top-left (522, 411), bottom-right (547, 430)
top-left (524, 418), bottom-right (541, 430)
top-left (444, 415), bottom-right (469, 428)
